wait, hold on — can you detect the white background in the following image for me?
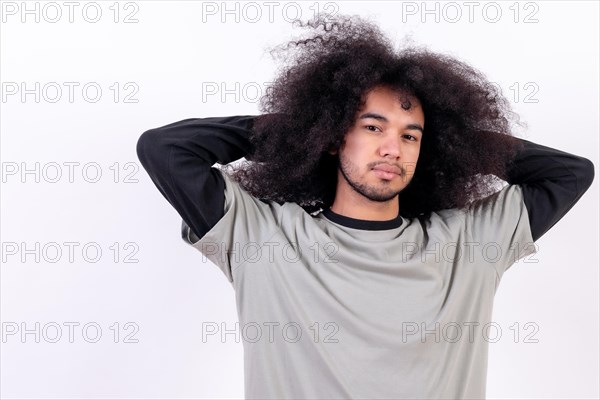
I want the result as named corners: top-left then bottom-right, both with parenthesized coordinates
top-left (1, 1), bottom-right (598, 399)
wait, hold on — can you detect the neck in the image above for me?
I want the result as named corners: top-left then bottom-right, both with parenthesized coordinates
top-left (329, 195), bottom-right (400, 221)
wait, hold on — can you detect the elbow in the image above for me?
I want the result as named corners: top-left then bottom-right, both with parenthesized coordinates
top-left (574, 157), bottom-right (595, 195)
top-left (136, 128), bottom-right (160, 167)
top-left (135, 131), bottom-right (146, 164)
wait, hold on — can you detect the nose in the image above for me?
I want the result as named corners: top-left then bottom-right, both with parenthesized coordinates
top-left (379, 135), bottom-right (402, 159)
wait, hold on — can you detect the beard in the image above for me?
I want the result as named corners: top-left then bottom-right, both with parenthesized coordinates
top-left (337, 153), bottom-right (404, 203)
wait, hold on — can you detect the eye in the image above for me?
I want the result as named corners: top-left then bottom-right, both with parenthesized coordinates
top-left (365, 125), bottom-right (382, 133)
top-left (403, 134), bottom-right (417, 141)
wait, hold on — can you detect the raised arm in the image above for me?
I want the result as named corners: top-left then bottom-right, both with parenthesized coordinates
top-left (505, 138), bottom-right (595, 242)
top-left (136, 115), bottom-right (258, 242)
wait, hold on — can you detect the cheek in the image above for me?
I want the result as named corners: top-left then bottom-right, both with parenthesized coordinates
top-left (341, 141), bottom-right (366, 161)
top-left (413, 150), bottom-right (421, 164)
top-left (403, 148), bottom-right (420, 170)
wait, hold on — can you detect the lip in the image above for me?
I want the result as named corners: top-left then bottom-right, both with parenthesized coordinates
top-left (372, 164), bottom-right (401, 175)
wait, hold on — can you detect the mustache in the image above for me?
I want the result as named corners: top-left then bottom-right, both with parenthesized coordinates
top-left (371, 162), bottom-right (404, 175)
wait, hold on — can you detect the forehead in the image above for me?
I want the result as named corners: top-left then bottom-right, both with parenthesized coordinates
top-left (362, 86), bottom-right (424, 121)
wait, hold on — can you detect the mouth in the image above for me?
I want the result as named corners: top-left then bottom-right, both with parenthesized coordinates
top-left (372, 168), bottom-right (399, 180)
top-left (373, 163), bottom-right (401, 173)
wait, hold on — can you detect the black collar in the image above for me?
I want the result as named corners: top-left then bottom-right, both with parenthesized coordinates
top-left (321, 208), bottom-right (404, 230)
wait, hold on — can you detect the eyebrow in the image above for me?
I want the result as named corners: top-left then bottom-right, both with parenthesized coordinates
top-left (359, 112), bottom-right (424, 133)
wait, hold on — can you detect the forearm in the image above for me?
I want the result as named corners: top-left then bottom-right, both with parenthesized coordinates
top-left (505, 138), bottom-right (595, 241)
top-left (136, 115), bottom-right (258, 241)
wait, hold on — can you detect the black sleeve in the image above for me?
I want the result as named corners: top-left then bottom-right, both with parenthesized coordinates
top-left (136, 115), bottom-right (257, 242)
top-left (505, 138), bottom-right (595, 242)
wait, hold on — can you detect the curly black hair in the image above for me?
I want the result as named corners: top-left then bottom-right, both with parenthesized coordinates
top-left (223, 12), bottom-right (527, 219)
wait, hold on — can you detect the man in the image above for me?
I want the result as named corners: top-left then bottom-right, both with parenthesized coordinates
top-left (326, 85), bottom-right (424, 221)
top-left (136, 13), bottom-right (594, 400)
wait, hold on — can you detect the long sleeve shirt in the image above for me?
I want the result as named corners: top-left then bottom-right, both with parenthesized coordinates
top-left (136, 114), bottom-right (595, 245)
top-left (136, 115), bottom-right (595, 400)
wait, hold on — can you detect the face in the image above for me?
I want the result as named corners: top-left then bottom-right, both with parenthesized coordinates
top-left (330, 85), bottom-right (424, 203)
